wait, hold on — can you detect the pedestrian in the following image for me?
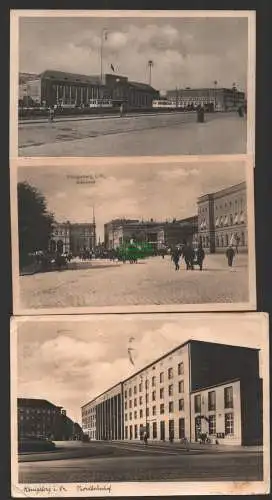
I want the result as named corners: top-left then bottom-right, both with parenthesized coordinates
top-left (173, 250), bottom-right (180, 271)
top-left (197, 243), bottom-right (205, 271)
top-left (48, 105), bottom-right (55, 122)
top-left (183, 243), bottom-right (194, 270)
top-left (143, 432), bottom-right (148, 445)
top-left (120, 103), bottom-right (124, 117)
top-left (182, 437), bottom-right (190, 452)
top-left (226, 245), bottom-right (235, 267)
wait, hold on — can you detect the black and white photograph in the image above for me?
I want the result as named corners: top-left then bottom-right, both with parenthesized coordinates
top-left (10, 313), bottom-right (269, 496)
top-left (11, 157), bottom-right (256, 314)
top-left (11, 10), bottom-right (255, 158)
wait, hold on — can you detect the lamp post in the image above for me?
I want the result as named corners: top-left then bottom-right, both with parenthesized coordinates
top-left (213, 80), bottom-right (218, 111)
top-left (148, 60), bottom-right (154, 86)
top-left (140, 372), bottom-right (148, 439)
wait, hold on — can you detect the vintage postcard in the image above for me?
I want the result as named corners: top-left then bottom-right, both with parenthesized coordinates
top-left (11, 156), bottom-right (256, 315)
top-left (10, 10), bottom-right (255, 158)
top-left (10, 312), bottom-right (269, 496)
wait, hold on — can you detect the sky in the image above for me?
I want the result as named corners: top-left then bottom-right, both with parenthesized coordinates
top-left (18, 160), bottom-right (246, 242)
top-left (19, 16), bottom-right (248, 91)
top-left (16, 313), bottom-right (267, 423)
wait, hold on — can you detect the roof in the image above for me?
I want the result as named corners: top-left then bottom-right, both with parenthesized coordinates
top-left (18, 398), bottom-right (62, 409)
top-left (40, 70), bottom-right (101, 85)
top-left (81, 340), bottom-right (259, 408)
top-left (129, 81), bottom-right (157, 93)
top-left (190, 377), bottom-right (241, 393)
top-left (197, 182), bottom-right (246, 203)
top-left (167, 87), bottom-right (245, 94)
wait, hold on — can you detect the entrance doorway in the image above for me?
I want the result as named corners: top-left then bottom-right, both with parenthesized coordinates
top-left (160, 420), bottom-right (165, 441)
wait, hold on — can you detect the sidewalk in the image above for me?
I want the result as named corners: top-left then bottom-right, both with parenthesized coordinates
top-left (117, 439), bottom-right (263, 453)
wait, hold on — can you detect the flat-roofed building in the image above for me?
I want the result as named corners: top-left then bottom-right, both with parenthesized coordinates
top-left (81, 340), bottom-right (261, 446)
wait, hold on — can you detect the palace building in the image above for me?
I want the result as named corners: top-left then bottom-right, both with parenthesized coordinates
top-left (81, 340), bottom-right (262, 446)
top-left (197, 182), bottom-right (247, 253)
top-left (49, 221), bottom-right (96, 255)
top-left (104, 217), bottom-right (198, 251)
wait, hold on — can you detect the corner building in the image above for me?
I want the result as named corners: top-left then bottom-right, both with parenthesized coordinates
top-left (197, 182), bottom-right (247, 253)
top-left (81, 340), bottom-right (262, 446)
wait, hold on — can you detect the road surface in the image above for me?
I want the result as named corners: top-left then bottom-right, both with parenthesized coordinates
top-left (18, 440), bottom-right (263, 483)
top-left (18, 112), bottom-right (246, 156)
top-left (19, 254), bottom-right (249, 309)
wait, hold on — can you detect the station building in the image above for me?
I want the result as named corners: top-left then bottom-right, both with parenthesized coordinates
top-left (19, 70), bottom-right (159, 108)
top-left (166, 87), bottom-right (246, 111)
top-left (104, 216), bottom-right (198, 251)
top-left (81, 340), bottom-right (262, 446)
top-left (197, 182), bottom-right (247, 253)
top-left (49, 221), bottom-right (96, 255)
top-left (81, 383), bottom-right (123, 441)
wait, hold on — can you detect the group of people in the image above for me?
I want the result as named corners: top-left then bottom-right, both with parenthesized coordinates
top-left (171, 243), bottom-right (205, 272)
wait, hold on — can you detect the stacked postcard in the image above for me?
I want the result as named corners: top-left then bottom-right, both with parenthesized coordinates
top-left (9, 9), bottom-right (269, 498)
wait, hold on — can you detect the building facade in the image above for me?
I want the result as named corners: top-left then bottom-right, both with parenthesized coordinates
top-left (18, 398), bottom-right (83, 441)
top-left (19, 70), bottom-right (159, 108)
top-left (49, 221), bottom-right (96, 255)
top-left (166, 87), bottom-right (246, 112)
top-left (197, 182), bottom-right (247, 253)
top-left (104, 217), bottom-right (198, 251)
top-left (81, 341), bottom-right (262, 446)
top-left (191, 377), bottom-right (262, 446)
top-left (82, 383), bottom-right (123, 441)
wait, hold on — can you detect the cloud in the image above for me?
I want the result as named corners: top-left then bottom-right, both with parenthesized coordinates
top-left (19, 17), bottom-right (248, 91)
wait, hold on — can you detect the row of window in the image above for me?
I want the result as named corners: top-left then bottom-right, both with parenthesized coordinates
top-left (196, 412), bottom-right (234, 436)
top-left (124, 399), bottom-right (185, 421)
top-left (199, 199), bottom-right (245, 214)
top-left (199, 232), bottom-right (246, 249)
top-left (19, 415), bottom-right (53, 421)
top-left (124, 412), bottom-right (235, 441)
top-left (19, 408), bottom-right (57, 415)
top-left (125, 418), bottom-right (186, 440)
top-left (124, 364), bottom-right (184, 398)
top-left (124, 381), bottom-right (184, 409)
top-left (200, 211), bottom-right (245, 230)
top-left (194, 387), bottom-right (234, 413)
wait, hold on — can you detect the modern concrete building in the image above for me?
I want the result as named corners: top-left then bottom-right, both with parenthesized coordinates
top-left (166, 87), bottom-right (246, 112)
top-left (81, 340), bottom-right (262, 446)
top-left (104, 217), bottom-right (198, 251)
top-left (82, 383), bottom-right (123, 441)
top-left (197, 182), bottom-right (247, 253)
top-left (18, 70), bottom-right (159, 108)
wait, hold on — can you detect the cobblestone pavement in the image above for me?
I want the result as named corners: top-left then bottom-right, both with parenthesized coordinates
top-left (19, 254), bottom-right (249, 310)
top-left (18, 112), bottom-right (246, 156)
top-left (19, 440), bottom-right (262, 483)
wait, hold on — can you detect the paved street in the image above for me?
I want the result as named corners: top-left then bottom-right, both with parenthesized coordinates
top-left (18, 440), bottom-right (263, 483)
top-left (18, 112), bottom-right (246, 156)
top-left (19, 254), bottom-right (249, 309)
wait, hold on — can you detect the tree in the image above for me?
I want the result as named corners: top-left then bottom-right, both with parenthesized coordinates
top-left (17, 181), bottom-right (55, 267)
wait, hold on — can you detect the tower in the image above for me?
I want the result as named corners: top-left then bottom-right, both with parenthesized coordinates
top-left (92, 206), bottom-right (97, 249)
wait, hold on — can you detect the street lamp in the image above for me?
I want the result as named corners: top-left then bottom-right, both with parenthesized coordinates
top-left (148, 60), bottom-right (154, 87)
top-left (213, 80), bottom-right (218, 111)
top-left (140, 372), bottom-right (148, 439)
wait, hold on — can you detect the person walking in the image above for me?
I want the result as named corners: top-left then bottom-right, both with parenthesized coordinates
top-left (197, 243), bottom-right (205, 271)
top-left (226, 245), bottom-right (235, 267)
top-left (173, 250), bottom-right (180, 271)
top-left (143, 432), bottom-right (148, 445)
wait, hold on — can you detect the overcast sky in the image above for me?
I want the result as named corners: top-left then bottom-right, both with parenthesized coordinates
top-left (18, 160), bottom-right (246, 242)
top-left (16, 313), bottom-right (266, 423)
top-left (19, 16), bottom-right (248, 91)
